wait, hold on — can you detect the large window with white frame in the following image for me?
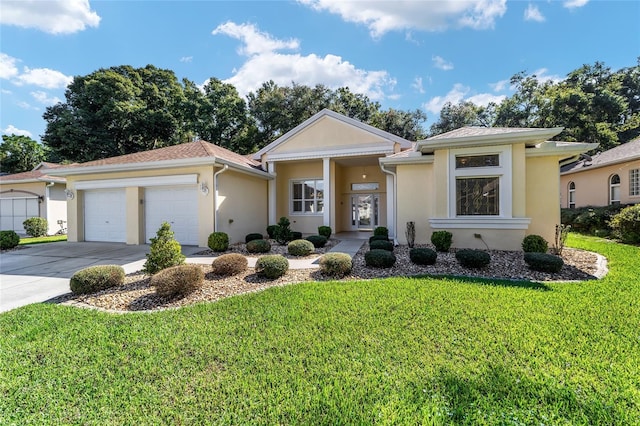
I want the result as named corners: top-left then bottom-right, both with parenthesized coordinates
top-left (609, 174), bottom-right (621, 205)
top-left (630, 169), bottom-right (639, 197)
top-left (291, 179), bottom-right (324, 214)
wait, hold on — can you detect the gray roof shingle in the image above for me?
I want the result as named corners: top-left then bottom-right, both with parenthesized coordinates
top-left (561, 138), bottom-right (640, 173)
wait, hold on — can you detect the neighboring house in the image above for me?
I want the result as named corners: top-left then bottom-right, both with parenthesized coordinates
top-left (560, 138), bottom-right (640, 208)
top-left (0, 163), bottom-right (67, 235)
top-left (49, 109), bottom-right (595, 250)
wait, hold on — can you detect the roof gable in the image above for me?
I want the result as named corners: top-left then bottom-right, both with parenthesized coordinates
top-left (561, 138), bottom-right (640, 174)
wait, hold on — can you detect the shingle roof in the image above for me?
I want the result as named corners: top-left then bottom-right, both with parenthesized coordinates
top-left (427, 126), bottom-right (540, 140)
top-left (0, 163), bottom-right (65, 183)
top-left (561, 138), bottom-right (640, 173)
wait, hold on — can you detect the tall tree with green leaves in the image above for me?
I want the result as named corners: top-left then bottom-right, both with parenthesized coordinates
top-left (0, 134), bottom-right (49, 174)
top-left (429, 101), bottom-right (495, 136)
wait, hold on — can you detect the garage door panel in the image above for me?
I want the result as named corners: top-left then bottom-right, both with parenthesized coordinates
top-left (84, 190), bottom-right (126, 242)
top-left (0, 197), bottom-right (39, 233)
top-left (145, 186), bottom-right (198, 245)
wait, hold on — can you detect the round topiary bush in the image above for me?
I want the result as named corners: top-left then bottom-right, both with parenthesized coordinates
top-left (245, 233), bottom-right (264, 244)
top-left (409, 247), bottom-right (437, 265)
top-left (0, 230), bottom-right (20, 250)
top-left (246, 239), bottom-right (271, 254)
top-left (22, 217), bottom-right (48, 237)
top-left (151, 264), bottom-right (204, 298)
top-left (211, 253), bottom-right (248, 276)
top-left (208, 232), bottom-right (229, 252)
top-left (369, 239), bottom-right (394, 251)
top-left (288, 239), bottom-right (315, 256)
top-left (364, 249), bottom-right (396, 268)
top-left (524, 252), bottom-right (564, 273)
top-left (610, 204), bottom-right (640, 244)
top-left (306, 234), bottom-right (328, 248)
top-left (255, 255), bottom-right (289, 279)
top-left (318, 226), bottom-right (332, 239)
top-left (70, 265), bottom-right (125, 295)
top-left (522, 234), bottom-right (549, 253)
top-left (319, 252), bottom-right (352, 277)
top-left (373, 226), bottom-right (389, 238)
top-left (369, 235), bottom-right (389, 243)
top-left (431, 230), bottom-right (453, 252)
top-left (291, 231), bottom-right (303, 240)
top-left (455, 249), bottom-right (490, 268)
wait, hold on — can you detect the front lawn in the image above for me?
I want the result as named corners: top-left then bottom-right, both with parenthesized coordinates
top-left (1, 234), bottom-right (638, 424)
top-left (18, 235), bottom-right (67, 245)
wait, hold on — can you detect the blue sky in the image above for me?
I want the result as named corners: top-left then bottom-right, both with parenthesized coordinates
top-left (1, 0), bottom-right (638, 143)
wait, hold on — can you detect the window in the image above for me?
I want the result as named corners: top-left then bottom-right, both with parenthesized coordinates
top-left (631, 169), bottom-right (640, 197)
top-left (291, 179), bottom-right (324, 214)
top-left (609, 174), bottom-right (621, 205)
top-left (568, 181), bottom-right (576, 209)
top-left (456, 154), bottom-right (499, 168)
top-left (456, 177), bottom-right (499, 215)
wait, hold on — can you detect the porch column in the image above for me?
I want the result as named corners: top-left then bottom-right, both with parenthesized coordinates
top-left (268, 162), bottom-right (277, 224)
top-left (323, 157), bottom-right (331, 227)
top-left (386, 173), bottom-right (395, 240)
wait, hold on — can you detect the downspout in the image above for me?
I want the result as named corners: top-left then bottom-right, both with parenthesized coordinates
top-left (45, 182), bottom-right (54, 232)
top-left (379, 163), bottom-right (398, 246)
top-left (213, 164), bottom-right (229, 232)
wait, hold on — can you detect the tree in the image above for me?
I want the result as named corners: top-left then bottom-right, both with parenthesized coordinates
top-left (0, 134), bottom-right (49, 174)
top-left (371, 108), bottom-right (427, 141)
top-left (429, 101), bottom-right (495, 136)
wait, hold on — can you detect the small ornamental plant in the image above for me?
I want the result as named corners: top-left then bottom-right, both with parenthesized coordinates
top-left (288, 239), bottom-right (314, 256)
top-left (431, 230), bottom-right (453, 252)
top-left (409, 248), bottom-right (437, 266)
top-left (319, 252), bottom-right (352, 277)
top-left (522, 235), bottom-right (548, 253)
top-left (306, 235), bottom-right (328, 248)
top-left (208, 232), bottom-right (229, 252)
top-left (369, 239), bottom-right (394, 251)
top-left (364, 249), bottom-right (396, 268)
top-left (456, 249), bottom-right (490, 269)
top-left (0, 230), bottom-right (20, 250)
top-left (255, 255), bottom-right (289, 279)
top-left (70, 265), bottom-right (125, 295)
top-left (246, 239), bottom-right (271, 254)
top-left (143, 222), bottom-right (185, 275)
top-left (318, 226), bottom-right (332, 239)
top-left (23, 217), bottom-right (48, 237)
top-left (369, 235), bottom-right (389, 243)
top-left (524, 252), bottom-right (564, 273)
top-left (274, 217), bottom-right (293, 245)
top-left (211, 253), bottom-right (248, 276)
top-left (373, 226), bottom-right (389, 238)
top-left (151, 264), bottom-right (204, 298)
top-left (245, 233), bottom-right (264, 244)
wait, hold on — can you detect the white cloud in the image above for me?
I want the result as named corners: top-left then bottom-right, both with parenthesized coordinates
top-left (532, 68), bottom-right (563, 84)
top-left (564, 0), bottom-right (589, 9)
top-left (31, 90), bottom-right (61, 105)
top-left (0, 0), bottom-right (100, 34)
top-left (3, 125), bottom-right (32, 137)
top-left (412, 77), bottom-right (425, 94)
top-left (298, 0), bottom-right (507, 38)
top-left (0, 53), bottom-right (19, 79)
top-left (180, 56), bottom-right (193, 63)
top-left (1, 88), bottom-right (12, 95)
top-left (423, 83), bottom-right (505, 115)
top-left (467, 92), bottom-right (506, 106)
top-left (490, 79), bottom-right (510, 92)
top-left (432, 55), bottom-right (454, 71)
top-left (17, 100), bottom-right (38, 110)
top-left (15, 67), bottom-right (72, 89)
top-left (524, 4), bottom-right (545, 22)
top-left (213, 21), bottom-right (395, 100)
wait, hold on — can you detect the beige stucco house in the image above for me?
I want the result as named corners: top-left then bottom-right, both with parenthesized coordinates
top-left (560, 138), bottom-right (640, 208)
top-left (0, 163), bottom-right (67, 235)
top-left (49, 109), bottom-right (595, 250)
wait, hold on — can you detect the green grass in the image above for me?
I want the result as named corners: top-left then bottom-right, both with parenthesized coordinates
top-left (19, 235), bottom-right (67, 245)
top-left (1, 234), bottom-right (638, 424)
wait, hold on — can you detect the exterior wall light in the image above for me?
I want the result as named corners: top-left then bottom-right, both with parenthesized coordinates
top-left (64, 189), bottom-right (75, 199)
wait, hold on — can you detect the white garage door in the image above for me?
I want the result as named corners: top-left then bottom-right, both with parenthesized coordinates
top-left (84, 189), bottom-right (126, 242)
top-left (0, 197), bottom-right (40, 234)
top-left (145, 186), bottom-right (199, 245)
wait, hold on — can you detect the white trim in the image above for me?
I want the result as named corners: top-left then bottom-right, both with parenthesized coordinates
top-left (323, 158), bottom-right (331, 227)
top-left (264, 145), bottom-right (395, 162)
top-left (525, 141), bottom-right (599, 158)
top-left (267, 162), bottom-right (277, 224)
top-left (74, 174), bottom-right (198, 190)
top-left (289, 177), bottom-right (324, 216)
top-left (430, 217), bottom-right (531, 229)
top-left (379, 154), bottom-right (434, 166)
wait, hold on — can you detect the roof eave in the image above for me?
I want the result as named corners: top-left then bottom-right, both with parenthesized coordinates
top-left (560, 153), bottom-right (640, 175)
top-left (525, 142), bottom-right (598, 160)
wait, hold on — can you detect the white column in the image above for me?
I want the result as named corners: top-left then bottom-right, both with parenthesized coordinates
top-left (323, 157), bottom-right (331, 227)
top-left (386, 173), bottom-right (395, 239)
top-left (268, 162), bottom-right (277, 224)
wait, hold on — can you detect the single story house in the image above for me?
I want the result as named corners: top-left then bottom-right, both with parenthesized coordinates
top-left (560, 138), bottom-right (640, 208)
top-left (49, 109), bottom-right (595, 250)
top-left (0, 162), bottom-right (67, 235)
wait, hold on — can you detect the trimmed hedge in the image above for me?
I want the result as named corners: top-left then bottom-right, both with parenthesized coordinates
top-left (373, 226), bottom-right (389, 238)
top-left (288, 239), bottom-right (314, 256)
top-left (0, 230), bottom-right (20, 250)
top-left (409, 247), bottom-right (437, 265)
top-left (211, 253), bottom-right (248, 276)
top-left (318, 226), bottom-right (332, 239)
top-left (456, 249), bottom-right (490, 268)
top-left (306, 235), bottom-right (328, 248)
top-left (431, 230), bottom-right (453, 252)
top-left (364, 249), bottom-right (396, 268)
top-left (266, 225), bottom-right (278, 239)
top-left (369, 235), bottom-right (389, 243)
top-left (369, 239), bottom-right (394, 251)
top-left (319, 252), bottom-right (352, 277)
top-left (246, 239), bottom-right (271, 254)
top-left (245, 233), bottom-right (264, 244)
top-left (255, 255), bottom-right (289, 279)
top-left (208, 232), bottom-right (229, 252)
top-left (524, 252), bottom-right (564, 273)
top-left (522, 235), bottom-right (548, 253)
top-left (291, 231), bottom-right (303, 240)
top-left (70, 265), bottom-right (125, 295)
top-left (151, 264), bottom-right (204, 298)
top-left (23, 217), bottom-right (48, 237)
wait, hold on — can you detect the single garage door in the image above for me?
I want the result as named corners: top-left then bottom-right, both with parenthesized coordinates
top-left (0, 197), bottom-right (40, 234)
top-left (145, 186), bottom-right (198, 245)
top-left (84, 189), bottom-right (126, 242)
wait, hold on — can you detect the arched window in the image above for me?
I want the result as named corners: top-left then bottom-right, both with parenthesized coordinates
top-left (568, 181), bottom-right (576, 209)
top-left (609, 174), bottom-right (621, 205)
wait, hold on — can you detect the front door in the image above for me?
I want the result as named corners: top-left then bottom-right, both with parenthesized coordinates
top-left (351, 194), bottom-right (379, 230)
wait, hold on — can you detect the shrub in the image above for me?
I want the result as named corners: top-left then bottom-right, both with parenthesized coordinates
top-left (561, 204), bottom-right (628, 234)
top-left (609, 204), bottom-right (640, 244)
top-left (143, 222), bottom-right (185, 275)
top-left (409, 248), bottom-right (437, 265)
top-left (306, 234), bottom-right (328, 248)
top-left (364, 249), bottom-right (396, 268)
top-left (291, 231), bottom-right (303, 240)
top-left (70, 265), bottom-right (125, 295)
top-left (274, 217), bottom-right (292, 245)
top-left (524, 252), bottom-right (564, 273)
top-left (255, 254), bottom-right (289, 279)
top-left (245, 233), bottom-right (263, 244)
top-left (456, 249), bottom-right (490, 268)
top-left (369, 235), bottom-right (389, 243)
top-left (208, 232), bottom-right (229, 252)
top-left (266, 225), bottom-right (278, 239)
top-left (552, 224), bottom-right (570, 256)
top-left (369, 239), bottom-right (394, 251)
top-left (211, 253), bottom-right (248, 276)
top-left (431, 230), bottom-right (453, 252)
top-left (0, 230), bottom-right (20, 250)
top-left (318, 226), bottom-right (332, 239)
top-left (288, 239), bottom-right (315, 256)
top-left (151, 264), bottom-right (204, 298)
top-left (319, 252), bottom-right (352, 277)
top-left (373, 226), bottom-right (389, 238)
top-left (522, 234), bottom-right (549, 253)
top-left (23, 217), bottom-right (48, 237)
top-left (246, 239), bottom-right (271, 254)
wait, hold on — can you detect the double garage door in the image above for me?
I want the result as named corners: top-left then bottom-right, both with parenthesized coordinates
top-left (83, 186), bottom-right (199, 245)
top-left (0, 197), bottom-right (40, 234)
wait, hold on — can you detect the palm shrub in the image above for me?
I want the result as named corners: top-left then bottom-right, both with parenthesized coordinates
top-left (208, 232), bottom-right (229, 252)
top-left (151, 264), bottom-right (204, 298)
top-left (524, 252), bottom-right (564, 273)
top-left (456, 249), bottom-right (490, 268)
top-left (431, 230), bottom-right (453, 252)
top-left (274, 217), bottom-right (292, 245)
top-left (373, 226), bottom-right (389, 238)
top-left (609, 204), bottom-right (640, 244)
top-left (522, 234), bottom-right (548, 253)
top-left (70, 265), bottom-right (125, 295)
top-left (0, 230), bottom-right (20, 249)
top-left (318, 226), bottom-right (332, 239)
top-left (143, 222), bottom-right (185, 275)
top-left (319, 252), bottom-right (352, 277)
top-left (409, 248), bottom-right (437, 265)
top-left (245, 233), bottom-right (263, 244)
top-left (23, 217), bottom-right (48, 237)
top-left (288, 239), bottom-right (315, 256)
top-left (306, 235), bottom-right (328, 248)
top-left (370, 239), bottom-right (393, 251)
top-left (364, 249), bottom-right (396, 268)
top-left (246, 239), bottom-right (271, 254)
top-left (255, 255), bottom-right (289, 279)
top-left (211, 253), bottom-right (248, 276)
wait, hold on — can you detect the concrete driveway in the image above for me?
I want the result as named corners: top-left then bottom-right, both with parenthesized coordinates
top-left (0, 242), bottom-right (202, 313)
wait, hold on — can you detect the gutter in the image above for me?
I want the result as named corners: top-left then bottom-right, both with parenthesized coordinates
top-left (379, 163), bottom-right (398, 246)
top-left (213, 164), bottom-right (229, 232)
